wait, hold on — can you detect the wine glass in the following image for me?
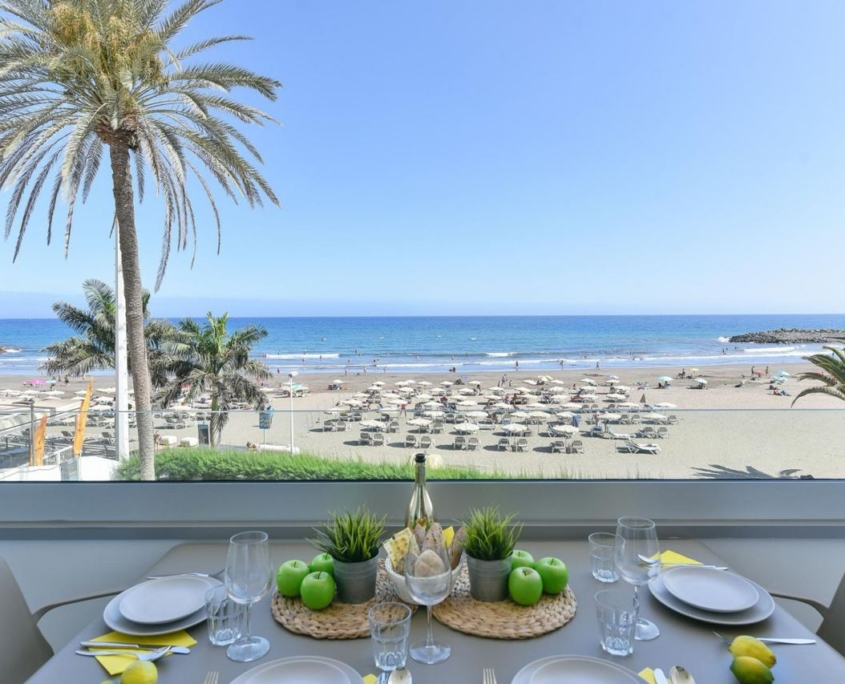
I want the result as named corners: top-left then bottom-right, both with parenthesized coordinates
top-left (225, 531), bottom-right (273, 662)
top-left (614, 517), bottom-right (661, 641)
top-left (404, 547), bottom-right (453, 664)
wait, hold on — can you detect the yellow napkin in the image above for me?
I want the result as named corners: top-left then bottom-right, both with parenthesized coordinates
top-left (660, 550), bottom-right (702, 567)
top-left (89, 630), bottom-right (197, 676)
top-left (639, 668), bottom-right (656, 683)
top-left (363, 676), bottom-right (377, 684)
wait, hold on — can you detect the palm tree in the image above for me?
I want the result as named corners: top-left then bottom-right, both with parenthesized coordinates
top-left (159, 312), bottom-right (270, 447)
top-left (42, 278), bottom-right (177, 386)
top-left (792, 346), bottom-right (845, 406)
top-left (0, 0), bottom-right (280, 479)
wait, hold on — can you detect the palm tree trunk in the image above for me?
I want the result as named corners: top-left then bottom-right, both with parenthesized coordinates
top-left (109, 144), bottom-right (155, 480)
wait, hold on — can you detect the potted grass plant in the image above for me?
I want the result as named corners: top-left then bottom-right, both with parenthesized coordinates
top-left (310, 506), bottom-right (386, 604)
top-left (462, 506), bottom-right (523, 602)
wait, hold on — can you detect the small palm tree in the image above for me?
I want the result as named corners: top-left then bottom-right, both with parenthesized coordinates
top-left (42, 279), bottom-right (177, 386)
top-left (159, 312), bottom-right (270, 447)
top-left (0, 0), bottom-right (280, 479)
top-left (792, 346), bottom-right (845, 406)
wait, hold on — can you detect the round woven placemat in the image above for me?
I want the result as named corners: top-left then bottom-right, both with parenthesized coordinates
top-left (432, 565), bottom-right (577, 639)
top-left (271, 560), bottom-right (413, 639)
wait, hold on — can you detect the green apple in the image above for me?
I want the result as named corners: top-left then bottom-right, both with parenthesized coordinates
top-left (300, 571), bottom-right (336, 610)
top-left (508, 566), bottom-right (544, 606)
top-left (310, 552), bottom-right (335, 577)
top-left (276, 559), bottom-right (311, 597)
top-left (535, 557), bottom-right (569, 595)
top-left (511, 549), bottom-right (535, 570)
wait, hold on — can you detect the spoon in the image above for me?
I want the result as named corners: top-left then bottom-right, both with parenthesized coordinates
top-left (387, 668), bottom-right (412, 683)
top-left (669, 666), bottom-right (695, 684)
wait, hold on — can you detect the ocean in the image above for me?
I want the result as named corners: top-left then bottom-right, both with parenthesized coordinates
top-left (1, 314), bottom-right (843, 377)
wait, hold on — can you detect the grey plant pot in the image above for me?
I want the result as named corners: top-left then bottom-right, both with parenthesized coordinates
top-left (467, 555), bottom-right (512, 602)
top-left (334, 556), bottom-right (379, 604)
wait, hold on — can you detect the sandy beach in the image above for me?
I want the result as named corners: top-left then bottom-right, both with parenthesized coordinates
top-left (2, 361), bottom-right (843, 480)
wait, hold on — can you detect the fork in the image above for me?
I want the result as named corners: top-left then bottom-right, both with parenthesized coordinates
top-left (713, 631), bottom-right (816, 645)
top-left (204, 672), bottom-right (219, 684)
top-left (146, 568), bottom-right (225, 580)
top-left (483, 667), bottom-right (498, 684)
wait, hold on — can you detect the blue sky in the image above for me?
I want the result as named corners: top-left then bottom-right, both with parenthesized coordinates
top-left (0, 0), bottom-right (843, 317)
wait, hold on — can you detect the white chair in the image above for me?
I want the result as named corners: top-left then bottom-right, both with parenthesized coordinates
top-left (771, 572), bottom-right (845, 656)
top-left (0, 555), bottom-right (120, 684)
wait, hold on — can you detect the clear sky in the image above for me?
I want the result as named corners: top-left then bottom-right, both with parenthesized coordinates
top-left (0, 0), bottom-right (844, 317)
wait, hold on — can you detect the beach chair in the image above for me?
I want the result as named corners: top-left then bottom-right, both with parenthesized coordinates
top-left (667, 414), bottom-right (678, 424)
top-left (100, 431), bottom-right (115, 445)
top-left (497, 438), bottom-right (510, 451)
top-left (405, 434), bottom-right (418, 448)
top-left (515, 438), bottom-right (529, 452)
top-left (420, 435), bottom-right (432, 449)
top-left (569, 440), bottom-right (584, 454)
top-left (618, 414), bottom-right (631, 425)
top-left (432, 421), bottom-right (444, 434)
top-left (387, 421), bottom-right (400, 433)
top-left (359, 432), bottom-right (373, 446)
top-left (372, 433), bottom-right (385, 447)
top-left (467, 437), bottom-right (479, 451)
top-left (656, 427), bottom-right (669, 439)
top-left (453, 436), bottom-right (467, 450)
top-left (629, 414), bottom-right (641, 424)
top-left (550, 441), bottom-right (566, 453)
top-left (334, 420), bottom-right (347, 432)
top-left (624, 439), bottom-right (661, 454)
top-left (322, 420), bottom-right (336, 432)
top-left (637, 427), bottom-right (657, 439)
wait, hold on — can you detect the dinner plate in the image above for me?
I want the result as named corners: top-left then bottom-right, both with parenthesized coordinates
top-left (104, 578), bottom-right (221, 636)
top-left (649, 571), bottom-right (775, 626)
top-left (513, 655), bottom-right (641, 684)
top-left (229, 656), bottom-right (363, 684)
top-left (662, 566), bottom-right (759, 613)
top-left (119, 575), bottom-right (217, 624)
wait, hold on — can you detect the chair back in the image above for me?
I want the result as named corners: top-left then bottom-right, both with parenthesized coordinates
top-left (818, 572), bottom-right (845, 655)
top-left (0, 555), bottom-right (53, 684)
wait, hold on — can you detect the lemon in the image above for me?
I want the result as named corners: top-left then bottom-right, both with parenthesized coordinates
top-left (730, 656), bottom-right (775, 684)
top-left (728, 635), bottom-right (777, 668)
top-left (120, 661), bottom-right (158, 684)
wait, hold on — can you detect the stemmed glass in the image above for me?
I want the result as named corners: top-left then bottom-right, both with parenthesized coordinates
top-left (614, 517), bottom-right (661, 641)
top-left (404, 547), bottom-right (453, 664)
top-left (225, 531), bottom-right (273, 662)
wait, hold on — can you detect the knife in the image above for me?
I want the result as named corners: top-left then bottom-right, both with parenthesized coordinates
top-left (654, 668), bottom-right (670, 684)
top-left (79, 641), bottom-right (191, 654)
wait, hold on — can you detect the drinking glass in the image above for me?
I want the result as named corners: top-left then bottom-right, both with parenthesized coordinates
top-left (206, 584), bottom-right (243, 646)
top-left (404, 546), bottom-right (453, 664)
top-left (368, 602), bottom-right (412, 684)
top-left (595, 588), bottom-right (639, 656)
top-left (588, 532), bottom-right (620, 583)
top-left (225, 531), bottom-right (273, 662)
top-left (613, 517), bottom-right (660, 640)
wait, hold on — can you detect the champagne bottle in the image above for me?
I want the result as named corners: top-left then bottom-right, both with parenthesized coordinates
top-left (406, 453), bottom-right (435, 529)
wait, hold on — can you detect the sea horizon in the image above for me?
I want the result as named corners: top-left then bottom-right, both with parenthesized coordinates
top-left (2, 313), bottom-right (844, 377)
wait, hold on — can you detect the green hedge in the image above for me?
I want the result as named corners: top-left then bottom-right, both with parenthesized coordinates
top-left (114, 448), bottom-right (518, 481)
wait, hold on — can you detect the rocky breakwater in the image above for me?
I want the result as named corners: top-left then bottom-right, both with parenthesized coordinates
top-left (729, 328), bottom-right (845, 344)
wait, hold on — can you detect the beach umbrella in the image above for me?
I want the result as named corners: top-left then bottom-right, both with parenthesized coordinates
top-left (654, 402), bottom-right (677, 409)
top-left (693, 378), bottom-right (708, 385)
top-left (458, 387), bottom-right (476, 395)
top-left (493, 402), bottom-right (512, 410)
top-left (555, 411), bottom-right (575, 419)
top-left (640, 393), bottom-right (648, 404)
top-left (332, 379), bottom-right (346, 385)
top-left (423, 410), bottom-right (444, 418)
top-left (689, 367), bottom-right (700, 374)
top-left (468, 380), bottom-right (482, 386)
top-left (418, 381), bottom-right (432, 386)
top-left (457, 422), bottom-right (480, 433)
top-left (466, 410), bottom-right (488, 418)
top-left (615, 385), bottom-right (630, 392)
top-left (524, 379), bottom-right (538, 386)
top-left (581, 378), bottom-right (597, 386)
top-left (511, 411), bottom-right (530, 419)
top-left (405, 380), bottom-right (417, 385)
top-left (457, 399), bottom-right (478, 407)
top-left (657, 376), bottom-right (672, 383)
top-left (551, 379), bottom-right (566, 385)
top-left (395, 380), bottom-right (409, 386)
top-left (777, 371), bottom-right (791, 377)
top-left (529, 411), bottom-right (550, 419)
top-left (551, 424), bottom-right (579, 435)
top-left (608, 374), bottom-right (620, 380)
top-left (547, 386), bottom-right (567, 394)
top-left (408, 418), bottom-right (431, 427)
top-left (440, 381), bottom-right (453, 386)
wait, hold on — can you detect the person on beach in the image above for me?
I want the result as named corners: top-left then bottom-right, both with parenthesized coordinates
top-left (515, 360), bottom-right (519, 370)
top-left (596, 361), bottom-right (600, 370)
top-left (765, 366), bottom-right (769, 376)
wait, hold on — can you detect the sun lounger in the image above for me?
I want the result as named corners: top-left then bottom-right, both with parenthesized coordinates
top-left (467, 437), bottom-right (479, 450)
top-left (550, 440), bottom-right (566, 453)
top-left (497, 437), bottom-right (510, 451)
top-left (624, 439), bottom-right (661, 454)
top-left (359, 432), bottom-right (374, 446)
top-left (569, 440), bottom-right (584, 454)
top-left (514, 438), bottom-right (529, 452)
top-left (453, 436), bottom-right (467, 450)
top-left (420, 435), bottom-right (432, 449)
top-left (372, 433), bottom-right (386, 447)
top-left (656, 427), bottom-right (669, 439)
top-left (405, 434), bottom-right (418, 448)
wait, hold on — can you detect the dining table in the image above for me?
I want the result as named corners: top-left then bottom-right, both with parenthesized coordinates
top-left (28, 538), bottom-right (845, 683)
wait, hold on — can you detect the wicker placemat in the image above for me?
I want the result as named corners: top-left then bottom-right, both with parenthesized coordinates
top-left (432, 565), bottom-right (577, 639)
top-left (271, 560), bottom-right (412, 639)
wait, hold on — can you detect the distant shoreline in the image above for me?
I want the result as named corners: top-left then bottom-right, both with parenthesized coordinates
top-left (729, 329), bottom-right (845, 344)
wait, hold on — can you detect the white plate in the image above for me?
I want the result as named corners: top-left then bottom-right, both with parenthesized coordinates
top-left (514, 656), bottom-right (641, 684)
top-left (229, 656), bottom-right (363, 684)
top-left (119, 576), bottom-right (217, 624)
top-left (104, 578), bottom-right (221, 636)
top-left (649, 571), bottom-right (775, 626)
top-left (662, 566), bottom-right (759, 613)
